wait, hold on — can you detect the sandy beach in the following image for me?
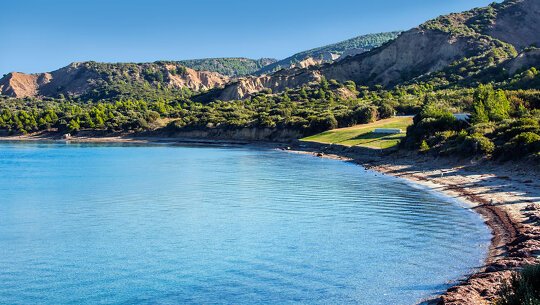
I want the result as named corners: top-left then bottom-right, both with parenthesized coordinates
top-left (1, 134), bottom-right (539, 304)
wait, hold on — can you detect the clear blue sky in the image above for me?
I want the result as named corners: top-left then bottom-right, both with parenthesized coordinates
top-left (1, 0), bottom-right (497, 75)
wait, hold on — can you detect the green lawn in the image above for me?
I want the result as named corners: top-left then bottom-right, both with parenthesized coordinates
top-left (301, 116), bottom-right (413, 149)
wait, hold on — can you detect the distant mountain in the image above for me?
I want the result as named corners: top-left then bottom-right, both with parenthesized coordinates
top-left (217, 0), bottom-right (540, 100)
top-left (178, 58), bottom-right (277, 77)
top-left (255, 32), bottom-right (402, 75)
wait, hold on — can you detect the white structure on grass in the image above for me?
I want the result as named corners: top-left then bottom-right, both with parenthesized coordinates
top-left (373, 128), bottom-right (403, 134)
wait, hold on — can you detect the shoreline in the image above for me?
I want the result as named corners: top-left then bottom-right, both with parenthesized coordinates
top-left (1, 134), bottom-right (539, 304)
top-left (288, 142), bottom-right (540, 305)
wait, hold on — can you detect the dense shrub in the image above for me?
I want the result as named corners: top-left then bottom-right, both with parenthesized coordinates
top-left (496, 265), bottom-right (540, 305)
top-left (461, 133), bottom-right (495, 155)
top-left (498, 132), bottom-right (540, 160)
top-left (378, 104), bottom-right (396, 119)
top-left (493, 118), bottom-right (540, 143)
top-left (308, 113), bottom-right (338, 134)
top-left (404, 103), bottom-right (462, 149)
top-left (353, 106), bottom-right (378, 124)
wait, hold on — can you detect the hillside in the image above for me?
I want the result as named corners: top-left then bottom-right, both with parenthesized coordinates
top-left (256, 32), bottom-right (401, 75)
top-left (178, 58), bottom-right (277, 76)
top-left (217, 0), bottom-right (540, 100)
top-left (0, 61), bottom-right (230, 100)
top-left (0, 32), bottom-right (397, 101)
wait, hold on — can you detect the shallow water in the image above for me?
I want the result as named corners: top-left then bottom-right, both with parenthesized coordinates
top-left (0, 142), bottom-right (490, 305)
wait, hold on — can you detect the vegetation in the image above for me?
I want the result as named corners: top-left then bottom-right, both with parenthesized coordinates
top-left (0, 79), bottom-right (411, 136)
top-left (411, 0), bottom-right (540, 91)
top-left (496, 264), bottom-right (540, 305)
top-left (1, 71), bottom-right (539, 161)
top-left (257, 31), bottom-right (401, 74)
top-left (59, 62), bottom-right (195, 102)
top-left (30, 59), bottom-right (277, 102)
top-left (403, 85), bottom-right (540, 160)
top-left (178, 58), bottom-right (277, 76)
top-left (421, 1), bottom-right (521, 37)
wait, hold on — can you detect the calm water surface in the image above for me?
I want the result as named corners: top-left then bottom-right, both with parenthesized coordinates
top-left (0, 142), bottom-right (490, 305)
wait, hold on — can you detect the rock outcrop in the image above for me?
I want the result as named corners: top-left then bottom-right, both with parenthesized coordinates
top-left (218, 68), bottom-right (322, 101)
top-left (166, 127), bottom-right (303, 142)
top-left (505, 49), bottom-right (540, 75)
top-left (321, 29), bottom-right (489, 86)
top-left (216, 28), bottom-right (487, 100)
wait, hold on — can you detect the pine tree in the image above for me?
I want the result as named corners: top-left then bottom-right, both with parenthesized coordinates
top-left (472, 100), bottom-right (489, 124)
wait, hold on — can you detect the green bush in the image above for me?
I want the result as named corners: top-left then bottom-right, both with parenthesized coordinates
top-left (493, 118), bottom-right (540, 143)
top-left (497, 264), bottom-right (540, 305)
top-left (461, 133), bottom-right (495, 155)
top-left (468, 122), bottom-right (496, 135)
top-left (354, 106), bottom-right (378, 124)
top-left (498, 132), bottom-right (540, 159)
top-left (378, 104), bottom-right (396, 119)
top-left (308, 113), bottom-right (338, 134)
top-left (419, 140), bottom-right (430, 152)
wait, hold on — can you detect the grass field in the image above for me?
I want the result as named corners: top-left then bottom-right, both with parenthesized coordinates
top-left (301, 116), bottom-right (413, 149)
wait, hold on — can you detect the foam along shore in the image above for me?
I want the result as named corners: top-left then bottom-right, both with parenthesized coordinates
top-left (285, 143), bottom-right (540, 305)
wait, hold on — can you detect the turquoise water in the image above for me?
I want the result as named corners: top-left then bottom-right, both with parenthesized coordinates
top-left (0, 142), bottom-right (490, 305)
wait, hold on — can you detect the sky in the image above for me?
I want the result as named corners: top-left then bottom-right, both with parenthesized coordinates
top-left (1, 0), bottom-right (498, 75)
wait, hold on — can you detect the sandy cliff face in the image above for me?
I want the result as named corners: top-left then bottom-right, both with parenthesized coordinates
top-left (0, 72), bottom-right (48, 98)
top-left (321, 29), bottom-right (486, 86)
top-left (168, 127), bottom-right (303, 142)
top-left (40, 63), bottom-right (99, 97)
top-left (217, 69), bottom-right (322, 101)
top-left (216, 28), bottom-right (488, 100)
top-left (505, 49), bottom-right (540, 74)
top-left (165, 64), bottom-right (229, 91)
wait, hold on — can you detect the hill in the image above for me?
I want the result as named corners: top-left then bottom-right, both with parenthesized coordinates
top-left (217, 0), bottom-right (540, 100)
top-left (178, 58), bottom-right (277, 76)
top-left (255, 32), bottom-right (401, 75)
top-left (0, 61), bottom-right (230, 101)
